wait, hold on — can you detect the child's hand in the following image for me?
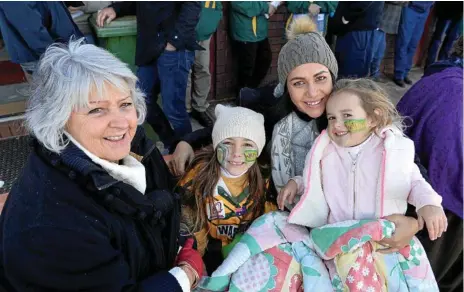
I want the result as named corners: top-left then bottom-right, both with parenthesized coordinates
top-left (417, 205), bottom-right (448, 240)
top-left (278, 180), bottom-right (298, 210)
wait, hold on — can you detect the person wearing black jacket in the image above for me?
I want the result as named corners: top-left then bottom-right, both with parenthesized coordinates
top-left (97, 2), bottom-right (203, 150)
top-left (0, 39), bottom-right (203, 292)
top-left (426, 1), bottom-right (463, 67)
top-left (331, 1), bottom-right (384, 78)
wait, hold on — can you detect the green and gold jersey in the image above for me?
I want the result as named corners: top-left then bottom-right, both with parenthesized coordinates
top-left (179, 165), bottom-right (277, 255)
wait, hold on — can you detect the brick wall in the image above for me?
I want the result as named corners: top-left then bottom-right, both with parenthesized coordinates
top-left (412, 8), bottom-right (436, 67)
top-left (212, 3), bottom-right (289, 100)
top-left (263, 7), bottom-right (288, 85)
top-left (0, 119), bottom-right (27, 139)
top-left (380, 34), bottom-right (397, 76)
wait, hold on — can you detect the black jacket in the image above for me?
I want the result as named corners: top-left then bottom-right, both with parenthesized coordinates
top-left (111, 1), bottom-right (203, 66)
top-left (434, 1), bottom-right (463, 21)
top-left (0, 127), bottom-right (183, 291)
top-left (330, 1), bottom-right (385, 36)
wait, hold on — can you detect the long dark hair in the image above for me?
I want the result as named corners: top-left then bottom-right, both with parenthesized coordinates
top-left (180, 146), bottom-right (267, 233)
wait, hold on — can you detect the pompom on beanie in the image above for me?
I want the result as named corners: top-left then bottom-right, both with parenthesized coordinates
top-left (278, 15), bottom-right (338, 87)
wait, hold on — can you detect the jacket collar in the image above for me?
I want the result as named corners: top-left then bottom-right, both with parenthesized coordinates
top-left (36, 126), bottom-right (155, 191)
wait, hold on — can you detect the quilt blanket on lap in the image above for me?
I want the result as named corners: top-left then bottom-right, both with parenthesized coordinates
top-left (197, 212), bottom-right (438, 292)
top-left (309, 220), bottom-right (438, 292)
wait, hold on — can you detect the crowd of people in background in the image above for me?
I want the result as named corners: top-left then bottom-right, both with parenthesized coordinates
top-left (0, 1), bottom-right (462, 140)
top-left (0, 1), bottom-right (462, 292)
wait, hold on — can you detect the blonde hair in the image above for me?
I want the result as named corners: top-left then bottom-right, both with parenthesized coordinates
top-left (331, 78), bottom-right (404, 133)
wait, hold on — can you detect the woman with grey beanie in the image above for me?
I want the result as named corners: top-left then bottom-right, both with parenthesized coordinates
top-left (171, 16), bottom-right (422, 254)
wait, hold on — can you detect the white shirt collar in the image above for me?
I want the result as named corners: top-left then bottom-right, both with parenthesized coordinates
top-left (64, 132), bottom-right (147, 194)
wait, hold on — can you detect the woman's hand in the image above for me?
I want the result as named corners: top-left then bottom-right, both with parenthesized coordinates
top-left (176, 238), bottom-right (204, 288)
top-left (179, 264), bottom-right (198, 288)
top-left (168, 141), bottom-right (194, 176)
top-left (417, 205), bottom-right (448, 240)
top-left (378, 214), bottom-right (420, 254)
top-left (277, 180), bottom-right (298, 210)
top-left (97, 7), bottom-right (116, 27)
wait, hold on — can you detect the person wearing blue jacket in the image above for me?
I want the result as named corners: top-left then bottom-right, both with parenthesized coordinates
top-left (394, 1), bottom-right (435, 87)
top-left (0, 1), bottom-right (82, 78)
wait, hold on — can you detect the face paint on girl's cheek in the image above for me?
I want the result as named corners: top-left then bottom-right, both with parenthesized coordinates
top-left (244, 149), bottom-right (258, 165)
top-left (216, 143), bottom-right (230, 168)
top-left (344, 119), bottom-right (367, 133)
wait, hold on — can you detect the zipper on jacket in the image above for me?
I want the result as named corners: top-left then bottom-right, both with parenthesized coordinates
top-left (351, 160), bottom-right (357, 219)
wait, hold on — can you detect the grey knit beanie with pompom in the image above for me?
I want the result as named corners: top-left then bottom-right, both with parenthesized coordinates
top-left (278, 15), bottom-right (338, 87)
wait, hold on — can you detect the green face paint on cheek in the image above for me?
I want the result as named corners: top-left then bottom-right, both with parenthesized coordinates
top-left (217, 142), bottom-right (259, 170)
top-left (216, 143), bottom-right (230, 167)
top-left (244, 149), bottom-right (258, 163)
top-left (344, 119), bottom-right (367, 133)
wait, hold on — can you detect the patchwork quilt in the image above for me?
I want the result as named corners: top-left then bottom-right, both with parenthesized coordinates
top-left (197, 211), bottom-right (438, 292)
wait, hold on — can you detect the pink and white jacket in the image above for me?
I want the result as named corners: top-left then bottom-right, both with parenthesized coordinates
top-left (288, 126), bottom-right (443, 228)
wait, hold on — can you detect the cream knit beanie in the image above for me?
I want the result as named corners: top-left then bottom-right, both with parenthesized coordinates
top-left (212, 105), bottom-right (266, 155)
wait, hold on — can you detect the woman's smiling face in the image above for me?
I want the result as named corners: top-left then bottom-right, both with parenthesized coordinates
top-left (286, 63), bottom-right (333, 119)
top-left (66, 82), bottom-right (138, 162)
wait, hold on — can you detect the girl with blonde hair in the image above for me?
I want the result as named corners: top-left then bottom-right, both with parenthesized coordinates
top-left (278, 78), bottom-right (445, 291)
top-left (280, 78), bottom-right (447, 239)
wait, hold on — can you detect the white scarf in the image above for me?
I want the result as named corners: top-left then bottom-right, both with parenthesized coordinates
top-left (65, 133), bottom-right (147, 194)
top-left (220, 167), bottom-right (248, 179)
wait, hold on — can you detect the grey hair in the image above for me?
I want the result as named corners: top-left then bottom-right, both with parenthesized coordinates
top-left (26, 38), bottom-right (146, 153)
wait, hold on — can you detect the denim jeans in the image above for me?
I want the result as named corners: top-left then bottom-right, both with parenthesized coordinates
top-left (394, 6), bottom-right (430, 80)
top-left (370, 30), bottom-right (386, 78)
top-left (84, 33), bottom-right (96, 45)
top-left (426, 17), bottom-right (462, 67)
top-left (137, 50), bottom-right (195, 146)
top-left (335, 30), bottom-right (377, 78)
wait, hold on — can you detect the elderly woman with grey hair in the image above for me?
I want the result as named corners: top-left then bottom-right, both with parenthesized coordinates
top-left (0, 39), bottom-right (203, 291)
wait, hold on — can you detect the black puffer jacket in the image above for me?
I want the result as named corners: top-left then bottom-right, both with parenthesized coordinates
top-left (0, 127), bottom-right (182, 291)
top-left (434, 1), bottom-right (463, 21)
top-left (330, 1), bottom-right (385, 36)
top-left (111, 1), bottom-right (203, 66)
